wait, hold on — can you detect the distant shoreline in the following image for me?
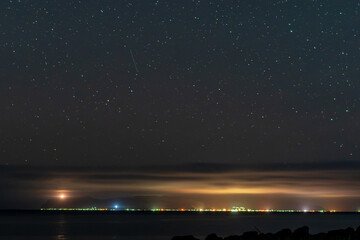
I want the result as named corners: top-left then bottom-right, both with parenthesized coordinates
top-left (1, 209), bottom-right (360, 214)
top-left (38, 207), bottom-right (359, 213)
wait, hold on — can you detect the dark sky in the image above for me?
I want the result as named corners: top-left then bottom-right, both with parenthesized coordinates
top-left (1, 0), bottom-right (360, 209)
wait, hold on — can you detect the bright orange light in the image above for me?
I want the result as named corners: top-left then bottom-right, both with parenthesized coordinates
top-left (60, 194), bottom-right (65, 199)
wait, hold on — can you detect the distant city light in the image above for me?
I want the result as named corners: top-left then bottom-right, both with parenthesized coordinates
top-left (40, 206), bottom-right (344, 213)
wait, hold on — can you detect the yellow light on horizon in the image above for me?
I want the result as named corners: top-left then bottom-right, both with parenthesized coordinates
top-left (60, 194), bottom-right (65, 199)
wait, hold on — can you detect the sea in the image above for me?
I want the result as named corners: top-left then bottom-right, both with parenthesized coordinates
top-left (0, 211), bottom-right (359, 240)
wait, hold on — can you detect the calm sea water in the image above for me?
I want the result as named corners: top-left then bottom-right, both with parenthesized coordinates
top-left (0, 211), bottom-right (359, 240)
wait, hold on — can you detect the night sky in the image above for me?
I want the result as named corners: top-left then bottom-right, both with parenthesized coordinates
top-left (1, 0), bottom-right (360, 210)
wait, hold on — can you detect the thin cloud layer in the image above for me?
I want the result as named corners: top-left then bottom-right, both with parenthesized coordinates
top-left (1, 161), bottom-right (360, 209)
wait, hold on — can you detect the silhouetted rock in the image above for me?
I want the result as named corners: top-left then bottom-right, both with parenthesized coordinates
top-left (325, 228), bottom-right (355, 240)
top-left (345, 227), bottom-right (355, 239)
top-left (311, 233), bottom-right (326, 240)
top-left (356, 226), bottom-right (360, 238)
top-left (205, 233), bottom-right (223, 240)
top-left (171, 225), bottom-right (360, 240)
top-left (224, 235), bottom-right (241, 240)
top-left (293, 226), bottom-right (310, 239)
top-left (356, 225), bottom-right (360, 233)
top-left (274, 228), bottom-right (292, 239)
top-left (257, 233), bottom-right (267, 240)
top-left (242, 231), bottom-right (258, 240)
top-left (171, 235), bottom-right (199, 240)
top-left (264, 232), bottom-right (275, 239)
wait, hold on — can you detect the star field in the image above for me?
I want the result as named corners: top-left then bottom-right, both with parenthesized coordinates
top-left (1, 0), bottom-right (359, 166)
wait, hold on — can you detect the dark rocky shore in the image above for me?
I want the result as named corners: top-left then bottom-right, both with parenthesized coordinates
top-left (172, 226), bottom-right (360, 240)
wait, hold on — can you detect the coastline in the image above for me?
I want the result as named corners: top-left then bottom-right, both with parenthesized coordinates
top-left (173, 226), bottom-right (360, 240)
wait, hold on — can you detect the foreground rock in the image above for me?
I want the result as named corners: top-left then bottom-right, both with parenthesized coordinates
top-left (172, 225), bottom-right (360, 240)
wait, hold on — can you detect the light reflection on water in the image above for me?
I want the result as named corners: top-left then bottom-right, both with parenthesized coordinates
top-left (56, 215), bottom-right (67, 237)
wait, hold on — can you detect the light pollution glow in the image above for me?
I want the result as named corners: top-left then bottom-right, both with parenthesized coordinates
top-left (2, 162), bottom-right (360, 210)
top-left (45, 170), bottom-right (360, 198)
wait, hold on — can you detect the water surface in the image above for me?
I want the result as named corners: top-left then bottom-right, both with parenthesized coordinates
top-left (0, 211), bottom-right (359, 240)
